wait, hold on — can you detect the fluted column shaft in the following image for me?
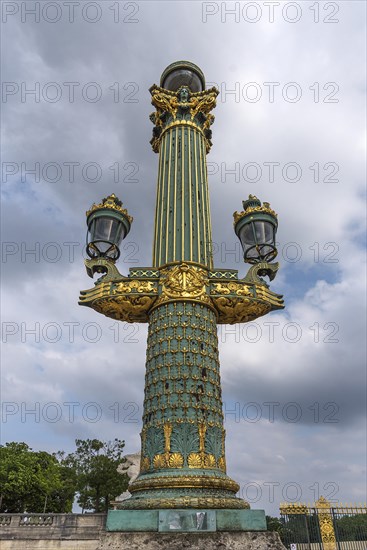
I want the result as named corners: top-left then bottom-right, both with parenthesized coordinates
top-left (152, 124), bottom-right (213, 268)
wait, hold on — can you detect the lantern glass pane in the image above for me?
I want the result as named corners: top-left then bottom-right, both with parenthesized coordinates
top-left (240, 223), bottom-right (256, 245)
top-left (93, 217), bottom-right (124, 244)
top-left (238, 220), bottom-right (276, 263)
top-left (254, 221), bottom-right (274, 245)
top-left (239, 223), bottom-right (256, 260)
top-left (163, 70), bottom-right (202, 92)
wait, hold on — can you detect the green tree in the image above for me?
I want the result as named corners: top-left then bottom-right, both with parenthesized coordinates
top-left (266, 515), bottom-right (284, 533)
top-left (65, 438), bottom-right (128, 513)
top-left (48, 453), bottom-right (77, 513)
top-left (334, 513), bottom-right (367, 541)
top-left (0, 442), bottom-right (75, 513)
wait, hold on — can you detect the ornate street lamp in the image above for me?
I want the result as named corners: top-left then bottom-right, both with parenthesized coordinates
top-left (79, 61), bottom-right (285, 534)
top-left (86, 193), bottom-right (132, 262)
top-left (234, 195), bottom-right (278, 264)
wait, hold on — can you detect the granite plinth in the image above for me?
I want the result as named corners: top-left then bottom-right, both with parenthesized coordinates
top-left (97, 531), bottom-right (286, 549)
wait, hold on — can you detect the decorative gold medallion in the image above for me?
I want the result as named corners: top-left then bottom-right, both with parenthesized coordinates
top-left (161, 263), bottom-right (208, 299)
top-left (188, 453), bottom-right (203, 468)
top-left (204, 454), bottom-right (216, 468)
top-left (168, 453), bottom-right (184, 468)
top-left (153, 454), bottom-right (166, 469)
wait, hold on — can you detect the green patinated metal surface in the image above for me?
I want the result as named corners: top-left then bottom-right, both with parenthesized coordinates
top-left (124, 300), bottom-right (244, 509)
top-left (106, 510), bottom-right (159, 532)
top-left (216, 510), bottom-right (267, 531)
top-left (79, 63), bottom-right (285, 514)
top-left (106, 509), bottom-right (267, 532)
top-left (151, 85), bottom-right (216, 268)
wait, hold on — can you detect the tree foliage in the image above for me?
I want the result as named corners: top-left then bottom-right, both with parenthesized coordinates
top-left (0, 439), bottom-right (128, 514)
top-left (335, 514), bottom-right (367, 541)
top-left (266, 515), bottom-right (286, 534)
top-left (0, 442), bottom-right (75, 513)
top-left (63, 438), bottom-right (128, 513)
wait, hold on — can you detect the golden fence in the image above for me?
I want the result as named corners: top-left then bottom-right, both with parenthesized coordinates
top-left (280, 496), bottom-right (367, 550)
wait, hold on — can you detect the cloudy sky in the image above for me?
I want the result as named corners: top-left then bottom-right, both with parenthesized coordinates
top-left (1, 1), bottom-right (366, 516)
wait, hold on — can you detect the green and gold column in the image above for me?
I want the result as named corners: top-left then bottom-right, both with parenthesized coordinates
top-left (79, 61), bottom-right (285, 520)
top-left (123, 65), bottom-right (246, 509)
top-left (151, 83), bottom-right (215, 267)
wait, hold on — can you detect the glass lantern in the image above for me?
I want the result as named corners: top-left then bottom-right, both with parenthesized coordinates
top-left (234, 195), bottom-right (278, 264)
top-left (160, 61), bottom-right (205, 92)
top-left (86, 194), bottom-right (132, 261)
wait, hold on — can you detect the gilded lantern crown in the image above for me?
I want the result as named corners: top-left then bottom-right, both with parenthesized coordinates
top-left (86, 193), bottom-right (133, 224)
top-left (233, 195), bottom-right (277, 225)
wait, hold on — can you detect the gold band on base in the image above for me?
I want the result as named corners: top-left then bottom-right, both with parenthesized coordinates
top-left (118, 496), bottom-right (250, 510)
top-left (129, 475), bottom-right (239, 494)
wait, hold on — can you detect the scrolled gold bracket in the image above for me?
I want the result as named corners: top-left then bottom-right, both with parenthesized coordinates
top-left (84, 257), bottom-right (123, 280)
top-left (79, 260), bottom-right (159, 323)
top-left (79, 261), bottom-right (284, 324)
top-left (243, 262), bottom-right (280, 286)
top-left (208, 266), bottom-right (284, 324)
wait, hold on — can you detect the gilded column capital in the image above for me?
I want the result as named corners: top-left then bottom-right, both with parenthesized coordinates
top-left (149, 85), bottom-right (219, 153)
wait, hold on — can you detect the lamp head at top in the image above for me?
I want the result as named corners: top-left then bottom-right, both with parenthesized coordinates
top-left (86, 194), bottom-right (132, 261)
top-left (234, 195), bottom-right (278, 264)
top-left (160, 61), bottom-right (205, 92)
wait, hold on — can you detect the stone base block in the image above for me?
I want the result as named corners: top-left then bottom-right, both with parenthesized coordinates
top-left (106, 509), bottom-right (267, 532)
top-left (97, 531), bottom-right (286, 550)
